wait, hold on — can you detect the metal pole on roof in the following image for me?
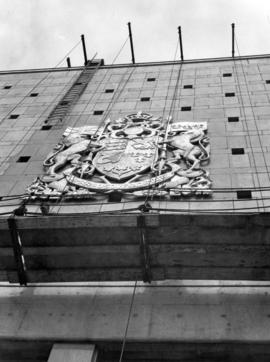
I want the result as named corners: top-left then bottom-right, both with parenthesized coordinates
top-left (231, 23), bottom-right (235, 58)
top-left (178, 26), bottom-right (184, 61)
top-left (66, 57), bottom-right (71, 68)
top-left (127, 22), bottom-right (135, 64)
top-left (81, 34), bottom-right (88, 65)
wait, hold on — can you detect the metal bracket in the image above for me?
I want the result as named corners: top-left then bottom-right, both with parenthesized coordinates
top-left (7, 217), bottom-right (27, 286)
top-left (138, 202), bottom-right (152, 213)
top-left (137, 214), bottom-right (152, 283)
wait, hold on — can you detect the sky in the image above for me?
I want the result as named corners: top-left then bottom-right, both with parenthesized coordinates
top-left (1, 0), bottom-right (270, 70)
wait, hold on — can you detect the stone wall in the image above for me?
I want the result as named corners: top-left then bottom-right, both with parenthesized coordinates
top-left (1, 56), bottom-right (270, 213)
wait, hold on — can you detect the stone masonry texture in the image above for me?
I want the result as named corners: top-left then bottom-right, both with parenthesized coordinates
top-left (1, 56), bottom-right (270, 213)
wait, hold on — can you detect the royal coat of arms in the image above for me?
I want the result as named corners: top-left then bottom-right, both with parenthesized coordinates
top-left (27, 112), bottom-right (212, 199)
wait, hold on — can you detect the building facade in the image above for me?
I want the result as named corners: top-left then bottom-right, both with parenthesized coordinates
top-left (0, 55), bottom-right (270, 360)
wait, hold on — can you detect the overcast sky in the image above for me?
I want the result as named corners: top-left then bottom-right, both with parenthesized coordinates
top-left (1, 0), bottom-right (270, 70)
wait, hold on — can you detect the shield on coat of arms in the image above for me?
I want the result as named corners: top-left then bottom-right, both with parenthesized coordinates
top-left (93, 137), bottom-right (157, 181)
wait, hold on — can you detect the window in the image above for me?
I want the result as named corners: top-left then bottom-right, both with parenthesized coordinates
top-left (147, 78), bottom-right (156, 82)
top-left (231, 148), bottom-right (245, 155)
top-left (60, 101), bottom-right (69, 106)
top-left (228, 117), bottom-right (239, 122)
top-left (223, 73), bottom-right (232, 77)
top-left (30, 93), bottom-right (39, 97)
top-left (3, 85), bottom-right (12, 89)
top-left (17, 156), bottom-right (31, 163)
top-left (93, 110), bottom-right (104, 115)
top-left (181, 106), bottom-right (192, 111)
top-left (9, 114), bottom-right (19, 119)
top-left (41, 125), bottom-right (52, 130)
top-left (236, 190), bottom-right (252, 199)
top-left (225, 92), bottom-right (235, 97)
top-left (140, 97), bottom-right (150, 102)
top-left (74, 82), bottom-right (82, 86)
top-left (265, 80), bottom-right (270, 84)
top-left (183, 85), bottom-right (193, 89)
top-left (105, 89), bottom-right (114, 93)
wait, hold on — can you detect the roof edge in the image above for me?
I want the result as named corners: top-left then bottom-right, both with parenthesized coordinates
top-left (1, 53), bottom-right (270, 75)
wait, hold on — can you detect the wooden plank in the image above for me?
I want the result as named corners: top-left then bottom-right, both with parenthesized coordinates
top-left (19, 227), bottom-right (140, 246)
top-left (9, 267), bottom-right (144, 283)
top-left (18, 223), bottom-right (269, 247)
top-left (48, 344), bottom-right (97, 362)
top-left (158, 213), bottom-right (270, 228)
top-left (23, 245), bottom-right (141, 268)
top-left (0, 231), bottom-right (14, 247)
top-left (0, 271), bottom-right (8, 281)
top-left (15, 214), bottom-right (139, 229)
top-left (14, 213), bottom-right (270, 246)
top-left (5, 212), bottom-right (270, 231)
top-left (0, 248), bottom-right (16, 269)
top-left (3, 212), bottom-right (270, 282)
top-left (9, 264), bottom-right (270, 283)
top-left (0, 218), bottom-right (9, 230)
top-left (15, 212), bottom-right (270, 230)
top-left (149, 244), bottom-right (270, 267)
top-left (22, 243), bottom-right (270, 269)
top-left (151, 266), bottom-right (270, 280)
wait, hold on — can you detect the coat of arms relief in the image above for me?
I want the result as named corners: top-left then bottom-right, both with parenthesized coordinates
top-left (27, 112), bottom-right (212, 199)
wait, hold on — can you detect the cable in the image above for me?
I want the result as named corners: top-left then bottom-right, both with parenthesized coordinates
top-left (1, 39), bottom-right (82, 122)
top-left (0, 282), bottom-right (269, 288)
top-left (52, 49), bottom-right (137, 213)
top-left (5, 182), bottom-right (270, 203)
top-left (143, 41), bottom-right (181, 208)
top-left (111, 36), bottom-right (129, 65)
top-left (233, 36), bottom-right (266, 211)
top-left (19, 200), bottom-right (270, 216)
top-left (0, 37), bottom-right (133, 216)
top-left (0, 39), bottom-right (84, 213)
top-left (119, 280), bottom-right (137, 362)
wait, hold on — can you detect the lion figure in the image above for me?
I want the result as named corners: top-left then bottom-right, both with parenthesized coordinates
top-left (167, 128), bottom-right (210, 170)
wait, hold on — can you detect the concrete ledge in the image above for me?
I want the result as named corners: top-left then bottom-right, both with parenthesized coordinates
top-left (0, 282), bottom-right (269, 360)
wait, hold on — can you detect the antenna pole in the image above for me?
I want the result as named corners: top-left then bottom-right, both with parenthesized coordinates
top-left (127, 22), bottom-right (135, 64)
top-left (66, 57), bottom-right (71, 68)
top-left (178, 26), bottom-right (184, 61)
top-left (231, 23), bottom-right (235, 58)
top-left (81, 34), bottom-right (88, 65)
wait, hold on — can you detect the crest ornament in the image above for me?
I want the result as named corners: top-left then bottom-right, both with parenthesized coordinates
top-left (27, 112), bottom-right (212, 200)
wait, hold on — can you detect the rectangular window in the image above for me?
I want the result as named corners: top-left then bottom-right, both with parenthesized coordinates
top-left (231, 148), bottom-right (245, 155)
top-left (141, 97), bottom-right (150, 101)
top-left (93, 110), bottom-right (104, 115)
top-left (225, 92), bottom-right (235, 97)
top-left (265, 80), bottom-right (270, 84)
top-left (60, 101), bottom-right (69, 106)
top-left (223, 73), bottom-right (232, 77)
top-left (147, 78), bottom-right (156, 82)
top-left (105, 89), bottom-right (114, 93)
top-left (183, 85), bottom-right (193, 89)
top-left (41, 125), bottom-right (52, 130)
top-left (17, 156), bottom-right (31, 163)
top-left (181, 106), bottom-right (192, 111)
top-left (3, 85), bottom-right (12, 89)
top-left (30, 93), bottom-right (39, 97)
top-left (228, 117), bottom-right (239, 122)
top-left (236, 190), bottom-right (252, 199)
top-left (9, 114), bottom-right (19, 119)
